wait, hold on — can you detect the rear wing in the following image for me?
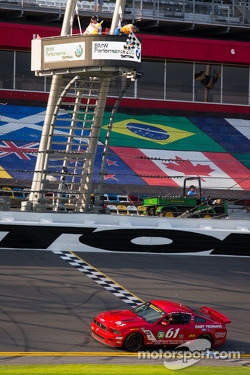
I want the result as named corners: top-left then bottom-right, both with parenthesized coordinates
top-left (200, 306), bottom-right (231, 324)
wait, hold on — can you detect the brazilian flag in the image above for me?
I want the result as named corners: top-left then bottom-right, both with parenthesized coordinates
top-left (100, 113), bottom-right (224, 152)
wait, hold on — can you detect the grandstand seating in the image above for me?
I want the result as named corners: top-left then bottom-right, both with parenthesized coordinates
top-left (2, 0), bottom-right (246, 27)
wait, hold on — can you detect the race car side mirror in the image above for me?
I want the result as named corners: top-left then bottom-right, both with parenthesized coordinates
top-left (161, 320), bottom-right (169, 326)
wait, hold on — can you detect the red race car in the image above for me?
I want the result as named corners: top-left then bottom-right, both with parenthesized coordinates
top-left (91, 300), bottom-right (231, 352)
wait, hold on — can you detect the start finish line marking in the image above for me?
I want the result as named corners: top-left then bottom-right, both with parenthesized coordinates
top-left (53, 250), bottom-right (144, 308)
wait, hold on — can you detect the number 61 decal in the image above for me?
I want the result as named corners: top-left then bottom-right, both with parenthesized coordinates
top-left (165, 328), bottom-right (180, 338)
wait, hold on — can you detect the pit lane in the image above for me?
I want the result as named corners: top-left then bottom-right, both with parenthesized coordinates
top-left (0, 250), bottom-right (249, 365)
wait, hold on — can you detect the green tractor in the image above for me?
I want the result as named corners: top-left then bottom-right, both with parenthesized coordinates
top-left (142, 177), bottom-right (228, 218)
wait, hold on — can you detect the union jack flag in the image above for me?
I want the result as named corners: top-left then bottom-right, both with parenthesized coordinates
top-left (0, 141), bottom-right (39, 160)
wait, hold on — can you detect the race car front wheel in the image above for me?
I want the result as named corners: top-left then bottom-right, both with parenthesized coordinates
top-left (123, 332), bottom-right (143, 352)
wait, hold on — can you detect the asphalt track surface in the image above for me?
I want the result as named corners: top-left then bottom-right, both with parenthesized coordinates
top-left (0, 250), bottom-right (249, 366)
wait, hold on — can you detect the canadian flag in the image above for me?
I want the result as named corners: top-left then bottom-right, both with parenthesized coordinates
top-left (111, 147), bottom-right (250, 190)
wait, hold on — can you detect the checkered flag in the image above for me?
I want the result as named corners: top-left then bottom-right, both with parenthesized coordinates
top-left (124, 32), bottom-right (140, 50)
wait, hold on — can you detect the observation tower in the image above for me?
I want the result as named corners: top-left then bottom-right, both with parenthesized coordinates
top-left (28, 0), bottom-right (141, 212)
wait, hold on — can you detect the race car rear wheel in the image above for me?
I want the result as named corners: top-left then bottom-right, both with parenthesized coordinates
top-left (197, 334), bottom-right (214, 347)
top-left (123, 332), bottom-right (143, 352)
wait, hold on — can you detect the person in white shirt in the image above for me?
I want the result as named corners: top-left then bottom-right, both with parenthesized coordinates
top-left (84, 16), bottom-right (103, 35)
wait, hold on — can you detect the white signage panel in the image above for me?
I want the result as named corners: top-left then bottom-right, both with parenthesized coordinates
top-left (92, 41), bottom-right (141, 62)
top-left (44, 42), bottom-right (86, 63)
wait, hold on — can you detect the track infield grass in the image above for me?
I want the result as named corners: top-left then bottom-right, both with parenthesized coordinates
top-left (0, 365), bottom-right (249, 374)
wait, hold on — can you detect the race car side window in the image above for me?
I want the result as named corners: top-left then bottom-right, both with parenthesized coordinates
top-left (195, 316), bottom-right (207, 322)
top-left (164, 313), bottom-right (191, 325)
top-left (182, 314), bottom-right (191, 324)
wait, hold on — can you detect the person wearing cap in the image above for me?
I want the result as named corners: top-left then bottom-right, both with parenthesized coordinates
top-left (187, 185), bottom-right (197, 195)
top-left (83, 16), bottom-right (103, 35)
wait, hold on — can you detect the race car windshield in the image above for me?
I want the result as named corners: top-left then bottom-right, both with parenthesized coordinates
top-left (132, 302), bottom-right (165, 323)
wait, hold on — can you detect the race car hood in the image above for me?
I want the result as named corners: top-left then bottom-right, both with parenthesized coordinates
top-left (95, 309), bottom-right (145, 327)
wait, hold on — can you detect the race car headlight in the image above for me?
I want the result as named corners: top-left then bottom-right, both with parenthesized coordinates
top-left (110, 328), bottom-right (121, 334)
